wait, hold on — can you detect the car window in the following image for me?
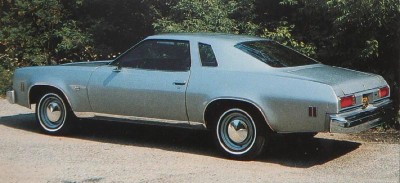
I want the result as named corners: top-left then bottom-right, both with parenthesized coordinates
top-left (199, 43), bottom-right (218, 67)
top-left (116, 39), bottom-right (191, 71)
top-left (235, 41), bottom-right (318, 68)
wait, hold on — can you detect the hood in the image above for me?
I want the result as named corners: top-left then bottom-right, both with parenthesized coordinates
top-left (286, 64), bottom-right (387, 96)
top-left (61, 60), bottom-right (112, 67)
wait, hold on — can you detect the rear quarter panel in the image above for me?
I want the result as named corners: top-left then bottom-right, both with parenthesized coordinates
top-left (186, 43), bottom-right (338, 132)
top-left (186, 68), bottom-right (338, 132)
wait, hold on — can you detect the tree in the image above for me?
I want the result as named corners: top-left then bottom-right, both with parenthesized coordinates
top-left (153, 0), bottom-right (258, 34)
top-left (152, 0), bottom-right (316, 56)
top-left (0, 0), bottom-right (94, 66)
top-left (76, 0), bottom-right (159, 58)
top-left (275, 0), bottom-right (400, 127)
top-left (0, 0), bottom-right (94, 93)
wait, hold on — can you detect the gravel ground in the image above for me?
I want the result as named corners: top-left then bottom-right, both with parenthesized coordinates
top-left (0, 99), bottom-right (399, 183)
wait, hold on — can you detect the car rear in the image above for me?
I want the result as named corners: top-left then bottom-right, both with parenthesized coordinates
top-left (235, 40), bottom-right (393, 133)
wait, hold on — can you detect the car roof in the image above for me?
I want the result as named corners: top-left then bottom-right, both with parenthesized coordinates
top-left (146, 33), bottom-right (268, 45)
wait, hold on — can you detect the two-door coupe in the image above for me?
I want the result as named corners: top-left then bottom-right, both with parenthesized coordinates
top-left (6, 33), bottom-right (392, 159)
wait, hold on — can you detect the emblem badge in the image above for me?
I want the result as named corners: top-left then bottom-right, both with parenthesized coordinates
top-left (362, 96), bottom-right (369, 109)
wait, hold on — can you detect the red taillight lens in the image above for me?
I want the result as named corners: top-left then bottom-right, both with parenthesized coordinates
top-left (378, 86), bottom-right (389, 98)
top-left (340, 95), bottom-right (355, 108)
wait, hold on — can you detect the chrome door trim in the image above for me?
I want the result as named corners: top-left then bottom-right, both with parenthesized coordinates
top-left (74, 112), bottom-right (95, 118)
top-left (74, 112), bottom-right (207, 129)
top-left (95, 113), bottom-right (188, 124)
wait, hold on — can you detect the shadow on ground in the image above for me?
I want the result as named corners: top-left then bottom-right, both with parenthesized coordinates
top-left (0, 113), bottom-right (361, 168)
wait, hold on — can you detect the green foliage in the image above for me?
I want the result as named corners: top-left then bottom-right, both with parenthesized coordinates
top-left (77, 0), bottom-right (157, 58)
top-left (279, 0), bottom-right (399, 64)
top-left (0, 65), bottom-right (12, 95)
top-left (261, 22), bottom-right (316, 56)
top-left (279, 0), bottom-right (298, 6)
top-left (0, 0), bottom-right (94, 67)
top-left (54, 21), bottom-right (94, 62)
top-left (153, 0), bottom-right (315, 56)
top-left (0, 0), bottom-right (94, 95)
top-left (361, 39), bottom-right (379, 59)
top-left (324, 0), bottom-right (399, 61)
top-left (153, 0), bottom-right (258, 35)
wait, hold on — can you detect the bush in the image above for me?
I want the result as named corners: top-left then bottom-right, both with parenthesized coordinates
top-left (0, 66), bottom-right (12, 96)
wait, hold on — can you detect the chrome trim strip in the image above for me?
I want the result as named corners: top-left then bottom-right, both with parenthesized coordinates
top-left (204, 97), bottom-right (274, 132)
top-left (188, 121), bottom-right (207, 129)
top-left (94, 113), bottom-right (189, 124)
top-left (338, 86), bottom-right (391, 112)
top-left (75, 112), bottom-right (207, 129)
top-left (28, 84), bottom-right (73, 109)
top-left (329, 99), bottom-right (392, 133)
top-left (74, 112), bottom-right (95, 118)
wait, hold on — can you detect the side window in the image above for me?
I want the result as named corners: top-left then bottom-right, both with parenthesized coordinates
top-left (117, 40), bottom-right (191, 71)
top-left (199, 43), bottom-right (218, 67)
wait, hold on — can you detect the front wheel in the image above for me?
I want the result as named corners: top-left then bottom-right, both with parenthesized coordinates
top-left (214, 108), bottom-right (267, 160)
top-left (36, 93), bottom-right (75, 135)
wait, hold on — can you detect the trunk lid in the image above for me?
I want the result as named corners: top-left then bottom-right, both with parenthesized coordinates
top-left (286, 64), bottom-right (387, 96)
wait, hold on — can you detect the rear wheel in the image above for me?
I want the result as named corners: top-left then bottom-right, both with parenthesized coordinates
top-left (214, 108), bottom-right (267, 160)
top-left (36, 93), bottom-right (75, 135)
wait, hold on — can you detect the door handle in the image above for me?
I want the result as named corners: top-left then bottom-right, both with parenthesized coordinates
top-left (173, 81), bottom-right (186, 86)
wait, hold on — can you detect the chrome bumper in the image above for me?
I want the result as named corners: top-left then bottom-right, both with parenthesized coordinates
top-left (6, 90), bottom-right (15, 104)
top-left (329, 99), bottom-right (392, 133)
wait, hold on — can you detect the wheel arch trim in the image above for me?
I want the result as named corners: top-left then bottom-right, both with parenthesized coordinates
top-left (203, 97), bottom-right (274, 132)
top-left (28, 84), bottom-right (73, 109)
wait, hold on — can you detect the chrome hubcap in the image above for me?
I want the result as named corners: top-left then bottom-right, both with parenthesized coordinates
top-left (46, 102), bottom-right (62, 122)
top-left (227, 119), bottom-right (249, 144)
top-left (38, 94), bottom-right (66, 131)
top-left (218, 110), bottom-right (256, 154)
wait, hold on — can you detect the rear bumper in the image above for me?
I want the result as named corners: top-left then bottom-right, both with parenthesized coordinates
top-left (329, 99), bottom-right (392, 133)
top-left (6, 90), bottom-right (15, 104)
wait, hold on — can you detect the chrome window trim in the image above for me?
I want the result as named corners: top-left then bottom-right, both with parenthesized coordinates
top-left (198, 42), bottom-right (218, 67)
top-left (113, 39), bottom-right (191, 72)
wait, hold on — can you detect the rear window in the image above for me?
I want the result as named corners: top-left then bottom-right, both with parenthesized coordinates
top-left (235, 41), bottom-right (318, 67)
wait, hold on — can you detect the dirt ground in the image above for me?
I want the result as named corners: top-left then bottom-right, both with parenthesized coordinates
top-left (0, 99), bottom-right (399, 183)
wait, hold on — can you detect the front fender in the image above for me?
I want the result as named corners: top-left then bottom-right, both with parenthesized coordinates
top-left (13, 65), bottom-right (97, 112)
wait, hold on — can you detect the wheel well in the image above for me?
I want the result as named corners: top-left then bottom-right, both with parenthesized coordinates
top-left (29, 85), bottom-right (66, 105)
top-left (204, 99), bottom-right (273, 132)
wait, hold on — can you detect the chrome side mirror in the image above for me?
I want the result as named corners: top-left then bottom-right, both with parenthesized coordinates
top-left (113, 65), bottom-right (122, 72)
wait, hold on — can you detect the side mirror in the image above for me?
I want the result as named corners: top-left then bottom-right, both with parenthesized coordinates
top-left (113, 65), bottom-right (122, 72)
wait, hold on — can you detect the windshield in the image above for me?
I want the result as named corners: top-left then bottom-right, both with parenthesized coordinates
top-left (235, 41), bottom-right (318, 68)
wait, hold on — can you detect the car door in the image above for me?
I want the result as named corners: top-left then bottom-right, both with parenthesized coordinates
top-left (87, 39), bottom-right (191, 122)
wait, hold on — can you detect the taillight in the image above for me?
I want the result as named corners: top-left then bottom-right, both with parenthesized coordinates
top-left (340, 95), bottom-right (355, 108)
top-left (378, 86), bottom-right (389, 98)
